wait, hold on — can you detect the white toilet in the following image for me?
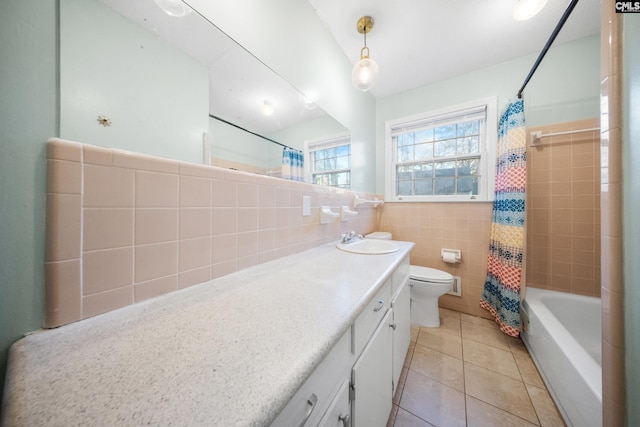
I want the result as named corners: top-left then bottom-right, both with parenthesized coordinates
top-left (365, 232), bottom-right (454, 328)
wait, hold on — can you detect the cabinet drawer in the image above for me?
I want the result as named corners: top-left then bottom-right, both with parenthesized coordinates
top-left (270, 331), bottom-right (350, 427)
top-left (351, 279), bottom-right (391, 356)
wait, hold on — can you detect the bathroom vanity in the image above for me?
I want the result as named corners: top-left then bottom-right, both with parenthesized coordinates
top-left (1, 240), bottom-right (413, 427)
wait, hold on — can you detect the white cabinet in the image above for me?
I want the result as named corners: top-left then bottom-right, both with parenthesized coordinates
top-left (351, 309), bottom-right (393, 427)
top-left (317, 379), bottom-right (351, 427)
top-left (391, 282), bottom-right (411, 396)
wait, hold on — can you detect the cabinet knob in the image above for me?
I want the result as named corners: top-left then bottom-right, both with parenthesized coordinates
top-left (338, 414), bottom-right (351, 427)
top-left (373, 300), bottom-right (385, 312)
top-left (389, 323), bottom-right (396, 330)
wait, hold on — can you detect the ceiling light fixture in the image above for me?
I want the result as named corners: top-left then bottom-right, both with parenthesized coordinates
top-left (513, 0), bottom-right (548, 20)
top-left (261, 100), bottom-right (274, 116)
top-left (153, 0), bottom-right (192, 17)
top-left (351, 16), bottom-right (379, 92)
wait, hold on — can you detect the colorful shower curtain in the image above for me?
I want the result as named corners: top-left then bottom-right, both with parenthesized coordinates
top-left (480, 98), bottom-right (527, 337)
top-left (282, 147), bottom-right (304, 182)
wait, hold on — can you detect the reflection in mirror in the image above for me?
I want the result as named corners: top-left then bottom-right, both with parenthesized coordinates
top-left (64, 0), bottom-right (347, 179)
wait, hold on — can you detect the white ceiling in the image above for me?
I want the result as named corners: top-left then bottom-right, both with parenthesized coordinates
top-left (308, 0), bottom-right (601, 98)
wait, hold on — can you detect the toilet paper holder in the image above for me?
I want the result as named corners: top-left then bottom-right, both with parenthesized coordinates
top-left (441, 249), bottom-right (461, 264)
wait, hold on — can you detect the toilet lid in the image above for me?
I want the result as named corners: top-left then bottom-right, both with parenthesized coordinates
top-left (410, 265), bottom-right (454, 284)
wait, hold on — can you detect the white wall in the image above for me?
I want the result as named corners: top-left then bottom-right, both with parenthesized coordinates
top-left (60, 0), bottom-right (209, 164)
top-left (185, 0), bottom-right (378, 193)
top-left (375, 35), bottom-right (600, 193)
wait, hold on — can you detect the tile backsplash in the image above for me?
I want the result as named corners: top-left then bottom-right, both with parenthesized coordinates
top-left (45, 138), bottom-right (378, 328)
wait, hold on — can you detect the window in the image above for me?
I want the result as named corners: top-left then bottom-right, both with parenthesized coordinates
top-left (304, 132), bottom-right (351, 189)
top-left (385, 97), bottom-right (497, 202)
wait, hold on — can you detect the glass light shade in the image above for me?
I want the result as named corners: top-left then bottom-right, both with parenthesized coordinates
top-left (153, 0), bottom-right (192, 17)
top-left (513, 0), bottom-right (548, 20)
top-left (352, 58), bottom-right (379, 91)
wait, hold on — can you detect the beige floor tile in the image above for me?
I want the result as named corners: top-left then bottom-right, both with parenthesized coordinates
top-left (438, 315), bottom-right (462, 336)
top-left (464, 363), bottom-right (539, 424)
top-left (393, 408), bottom-right (435, 427)
top-left (416, 327), bottom-right (463, 359)
top-left (387, 404), bottom-right (399, 427)
top-left (508, 336), bottom-right (530, 356)
top-left (404, 341), bottom-right (416, 369)
top-left (461, 321), bottom-right (510, 351)
top-left (411, 324), bottom-right (419, 342)
top-left (394, 366), bottom-right (409, 405)
top-left (440, 307), bottom-right (461, 319)
top-left (461, 313), bottom-right (496, 328)
top-left (525, 383), bottom-right (566, 427)
top-left (410, 344), bottom-right (465, 392)
top-left (466, 395), bottom-right (538, 427)
top-left (462, 338), bottom-right (521, 380)
top-left (400, 371), bottom-right (466, 427)
top-left (514, 352), bottom-right (546, 388)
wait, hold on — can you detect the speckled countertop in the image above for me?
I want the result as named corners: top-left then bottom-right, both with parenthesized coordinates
top-left (2, 240), bottom-right (413, 426)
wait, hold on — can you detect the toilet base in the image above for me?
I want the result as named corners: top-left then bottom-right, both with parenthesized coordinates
top-left (411, 299), bottom-right (442, 327)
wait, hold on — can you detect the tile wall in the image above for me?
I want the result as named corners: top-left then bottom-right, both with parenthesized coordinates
top-left (378, 202), bottom-right (495, 319)
top-left (526, 118), bottom-right (602, 297)
top-left (600, 6), bottom-right (625, 426)
top-left (45, 138), bottom-right (378, 328)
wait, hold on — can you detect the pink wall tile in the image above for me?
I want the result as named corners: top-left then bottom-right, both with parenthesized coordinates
top-left (212, 234), bottom-right (237, 263)
top-left (178, 267), bottom-right (210, 290)
top-left (83, 208), bottom-right (134, 251)
top-left (212, 208), bottom-right (238, 235)
top-left (84, 165), bottom-right (134, 208)
top-left (179, 208), bottom-right (212, 239)
top-left (135, 242), bottom-right (177, 282)
top-left (47, 160), bottom-right (82, 194)
top-left (135, 276), bottom-right (178, 302)
top-left (212, 180), bottom-right (238, 207)
top-left (237, 208), bottom-right (258, 233)
top-left (47, 138), bottom-right (82, 161)
top-left (135, 208), bottom-right (178, 245)
top-left (135, 171), bottom-right (179, 207)
top-left (180, 176), bottom-right (211, 207)
top-left (179, 237), bottom-right (211, 272)
top-left (46, 194), bottom-right (81, 262)
top-left (44, 260), bottom-right (81, 328)
top-left (83, 248), bottom-right (134, 295)
top-left (83, 144), bottom-right (112, 166)
top-left (82, 286), bottom-right (133, 318)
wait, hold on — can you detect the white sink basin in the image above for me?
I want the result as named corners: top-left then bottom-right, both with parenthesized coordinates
top-left (336, 239), bottom-right (399, 255)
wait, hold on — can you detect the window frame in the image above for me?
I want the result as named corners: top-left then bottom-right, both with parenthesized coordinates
top-left (384, 97), bottom-right (498, 202)
top-left (304, 131), bottom-right (352, 189)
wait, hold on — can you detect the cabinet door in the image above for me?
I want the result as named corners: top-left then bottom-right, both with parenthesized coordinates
top-left (351, 309), bottom-right (393, 427)
top-left (317, 379), bottom-right (351, 427)
top-left (391, 282), bottom-right (411, 396)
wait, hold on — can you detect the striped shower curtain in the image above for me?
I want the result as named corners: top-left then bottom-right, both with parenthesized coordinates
top-left (480, 98), bottom-right (527, 337)
top-left (282, 147), bottom-right (304, 182)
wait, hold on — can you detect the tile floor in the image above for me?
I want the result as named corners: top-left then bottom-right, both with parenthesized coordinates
top-left (387, 308), bottom-right (566, 427)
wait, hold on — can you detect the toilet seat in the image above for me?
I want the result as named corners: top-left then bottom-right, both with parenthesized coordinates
top-left (409, 265), bottom-right (454, 284)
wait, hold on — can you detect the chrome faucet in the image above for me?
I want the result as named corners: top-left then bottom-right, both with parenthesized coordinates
top-left (340, 231), bottom-right (363, 243)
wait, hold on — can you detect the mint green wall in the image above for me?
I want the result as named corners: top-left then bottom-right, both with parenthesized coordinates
top-left (375, 35), bottom-right (600, 193)
top-left (623, 15), bottom-right (640, 427)
top-left (0, 0), bottom-right (57, 403)
top-left (186, 0), bottom-right (377, 193)
top-left (60, 0), bottom-right (209, 163)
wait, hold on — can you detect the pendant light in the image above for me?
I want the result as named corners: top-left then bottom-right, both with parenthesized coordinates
top-left (351, 16), bottom-right (379, 92)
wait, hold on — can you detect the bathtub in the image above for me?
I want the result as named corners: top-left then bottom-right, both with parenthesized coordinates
top-left (521, 287), bottom-right (602, 427)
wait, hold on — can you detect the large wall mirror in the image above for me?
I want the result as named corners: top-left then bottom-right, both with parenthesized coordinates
top-left (59, 0), bottom-right (347, 180)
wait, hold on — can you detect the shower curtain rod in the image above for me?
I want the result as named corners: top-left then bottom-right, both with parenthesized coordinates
top-left (208, 113), bottom-right (295, 151)
top-left (517, 0), bottom-right (579, 99)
